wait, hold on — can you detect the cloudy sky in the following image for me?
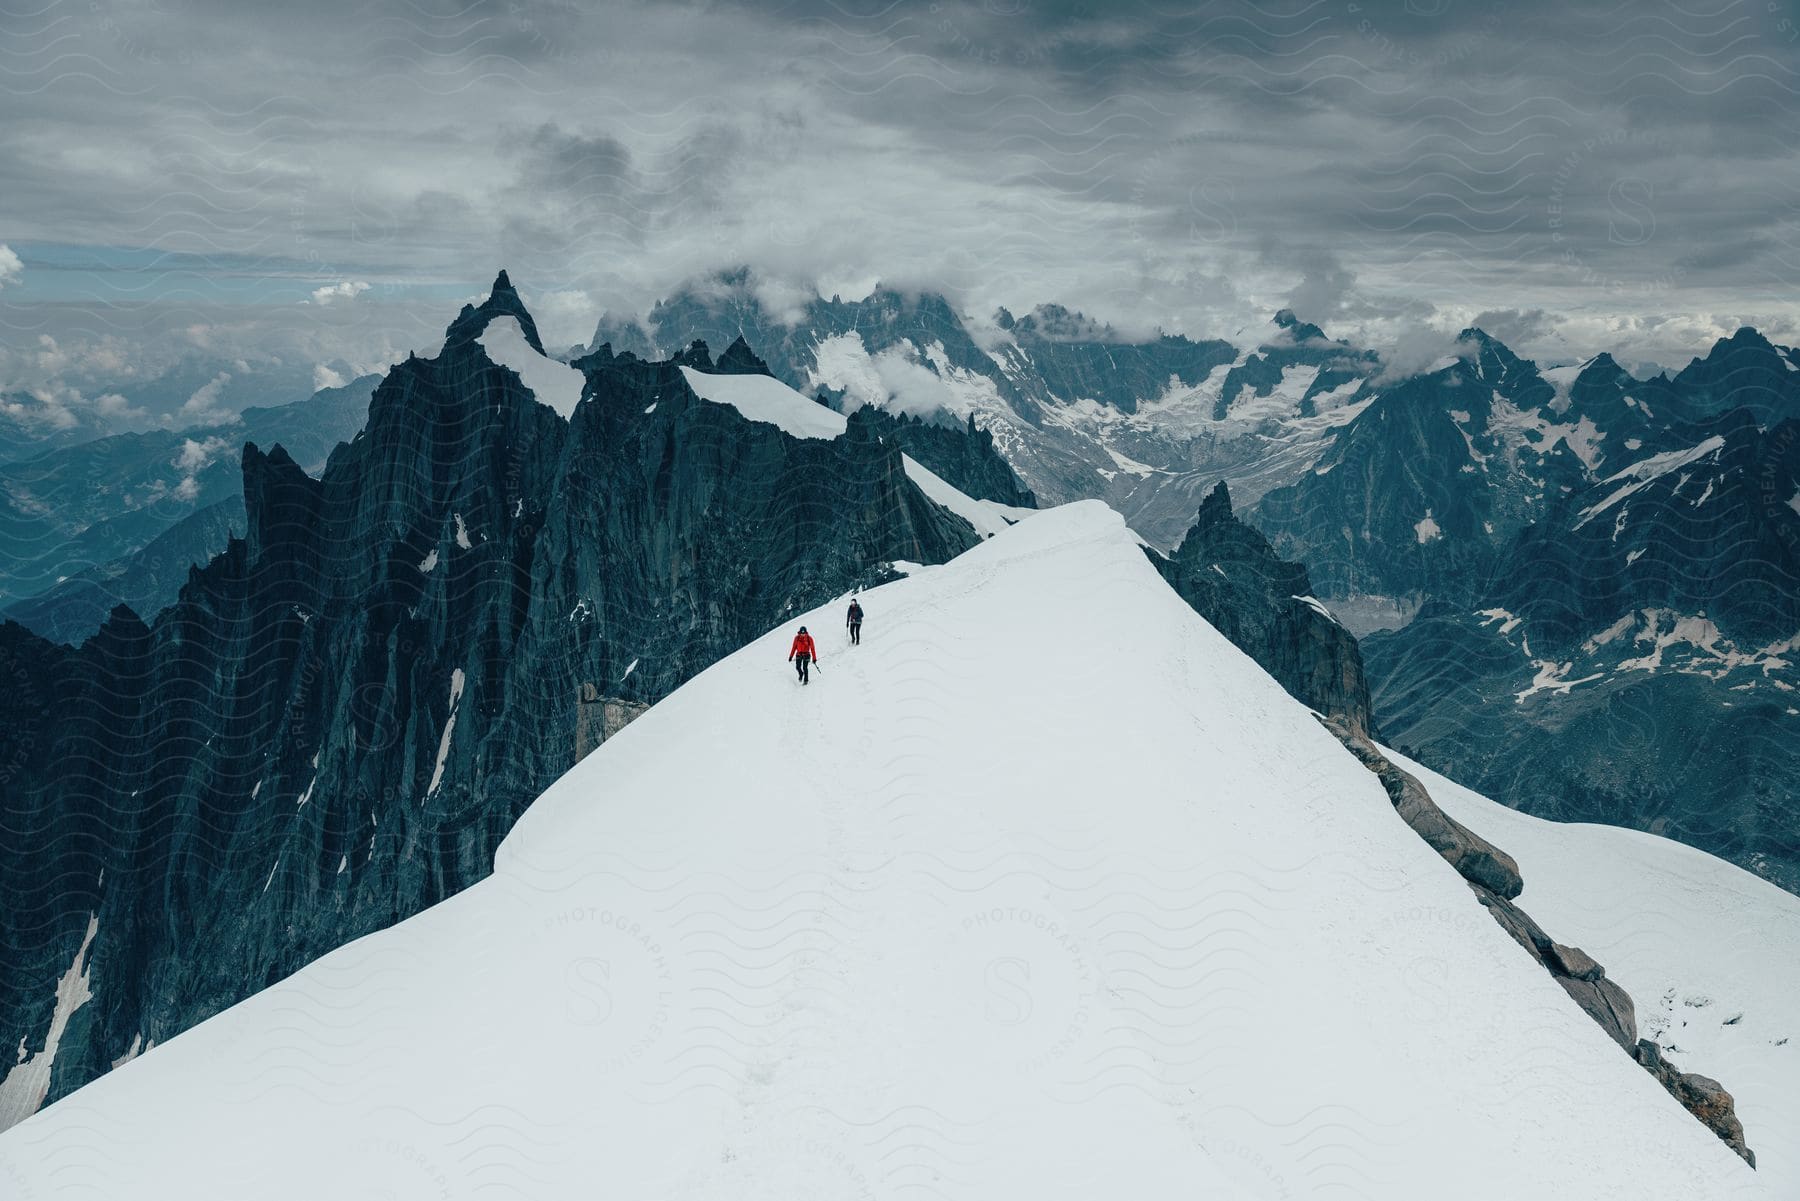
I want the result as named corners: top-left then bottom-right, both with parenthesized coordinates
top-left (4, 0), bottom-right (1799, 428)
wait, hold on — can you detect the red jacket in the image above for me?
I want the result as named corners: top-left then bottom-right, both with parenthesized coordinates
top-left (789, 632), bottom-right (817, 660)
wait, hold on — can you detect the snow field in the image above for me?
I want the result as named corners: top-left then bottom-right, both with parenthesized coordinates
top-left (0, 503), bottom-right (1767, 1200)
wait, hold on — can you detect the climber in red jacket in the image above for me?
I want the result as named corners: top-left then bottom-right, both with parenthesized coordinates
top-left (789, 626), bottom-right (818, 685)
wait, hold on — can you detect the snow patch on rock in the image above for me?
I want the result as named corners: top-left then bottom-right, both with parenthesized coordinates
top-left (0, 915), bottom-right (98, 1132)
top-left (478, 315), bottom-right (586, 418)
top-left (426, 668), bottom-right (465, 797)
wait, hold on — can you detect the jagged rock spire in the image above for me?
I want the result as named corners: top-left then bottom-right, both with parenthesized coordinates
top-left (442, 268), bottom-right (548, 355)
top-left (715, 335), bottom-right (774, 378)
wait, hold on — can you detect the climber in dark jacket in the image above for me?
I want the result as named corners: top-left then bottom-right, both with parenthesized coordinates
top-left (789, 626), bottom-right (818, 684)
top-left (846, 598), bottom-right (864, 646)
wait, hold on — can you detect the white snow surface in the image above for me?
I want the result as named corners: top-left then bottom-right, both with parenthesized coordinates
top-left (680, 365), bottom-right (848, 440)
top-left (0, 503), bottom-right (1766, 1199)
top-left (900, 454), bottom-right (1034, 539)
top-left (477, 315), bottom-right (586, 418)
top-left (1390, 748), bottom-right (1800, 1192)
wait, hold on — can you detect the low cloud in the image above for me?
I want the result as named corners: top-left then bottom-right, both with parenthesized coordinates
top-left (0, 244), bottom-right (21, 290)
top-left (170, 435), bottom-right (234, 502)
top-left (176, 372), bottom-right (238, 426)
top-left (1372, 326), bottom-right (1475, 384)
top-left (1282, 251), bottom-right (1358, 326)
top-left (522, 289), bottom-right (597, 354)
top-left (1469, 308), bottom-right (1561, 350)
top-left (0, 1), bottom-right (1794, 395)
top-left (309, 281), bottom-right (371, 305)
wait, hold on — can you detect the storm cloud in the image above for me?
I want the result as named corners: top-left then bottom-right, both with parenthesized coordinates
top-left (3, 0), bottom-right (1798, 425)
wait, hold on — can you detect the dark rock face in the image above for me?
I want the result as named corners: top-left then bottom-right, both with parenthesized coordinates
top-left (1253, 338), bottom-right (1579, 614)
top-left (0, 274), bottom-right (980, 1126)
top-left (1665, 326), bottom-right (1800, 428)
top-left (1319, 723), bottom-right (1754, 1167)
top-left (1151, 482), bottom-right (1374, 738)
top-left (1365, 410), bottom-right (1800, 891)
top-left (846, 408), bottom-right (1037, 508)
top-left (1492, 411), bottom-right (1800, 648)
top-left (997, 304), bottom-right (1237, 418)
top-left (1247, 326), bottom-right (1797, 630)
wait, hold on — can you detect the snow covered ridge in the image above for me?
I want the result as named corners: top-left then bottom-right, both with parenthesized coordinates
top-left (1, 501), bottom-right (1775, 1199)
top-left (677, 364), bottom-right (848, 440)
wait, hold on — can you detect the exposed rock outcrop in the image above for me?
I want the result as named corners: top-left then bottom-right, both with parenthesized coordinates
top-left (1320, 719), bottom-right (1755, 1167)
top-left (1634, 1040), bottom-right (1756, 1168)
top-left (1326, 718), bottom-right (1522, 899)
top-left (1468, 881), bottom-right (1638, 1051)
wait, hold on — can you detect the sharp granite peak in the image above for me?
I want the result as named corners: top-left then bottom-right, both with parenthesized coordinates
top-left (449, 268), bottom-right (549, 356)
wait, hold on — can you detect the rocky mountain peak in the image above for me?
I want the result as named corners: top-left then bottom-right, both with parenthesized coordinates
top-left (1579, 350), bottom-right (1625, 379)
top-left (443, 267), bottom-right (548, 355)
top-left (1193, 479), bottom-right (1234, 532)
top-left (1677, 325), bottom-right (1781, 380)
top-left (1155, 480), bottom-right (1373, 738)
top-left (1272, 308), bottom-right (1329, 345)
top-left (240, 441), bottom-right (324, 567)
top-left (671, 339), bottom-right (716, 370)
top-left (715, 335), bottom-right (775, 377)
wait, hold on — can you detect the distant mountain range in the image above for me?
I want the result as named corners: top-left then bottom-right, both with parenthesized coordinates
top-left (585, 271), bottom-right (1800, 892)
top-left (0, 375), bottom-right (378, 641)
top-left (576, 274), bottom-right (1380, 554)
